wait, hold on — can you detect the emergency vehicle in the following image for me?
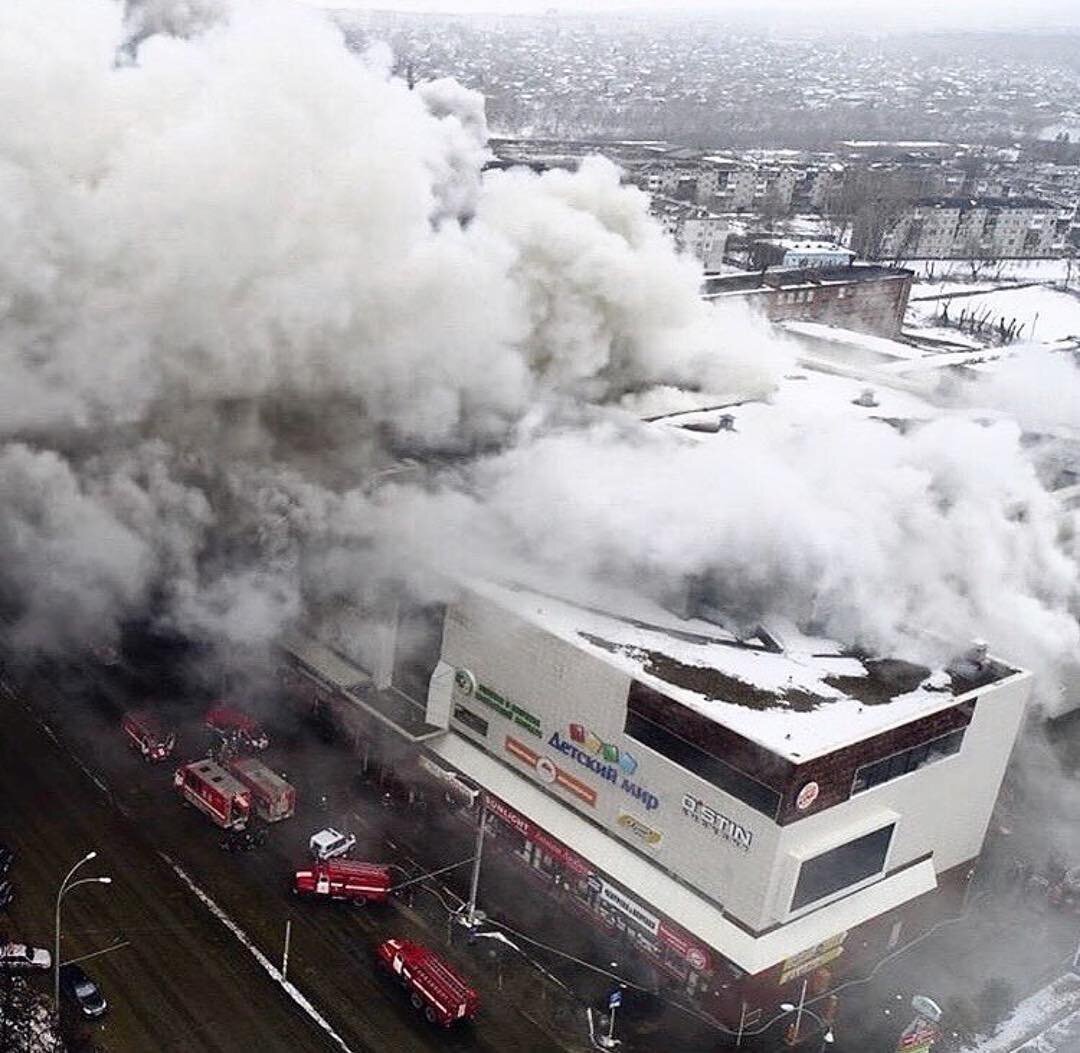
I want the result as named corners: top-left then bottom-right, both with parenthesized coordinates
top-left (174, 759), bottom-right (251, 829)
top-left (226, 757), bottom-right (295, 822)
top-left (204, 704), bottom-right (269, 751)
top-left (121, 710), bottom-right (176, 762)
top-left (293, 860), bottom-right (392, 904)
top-left (376, 938), bottom-right (479, 1027)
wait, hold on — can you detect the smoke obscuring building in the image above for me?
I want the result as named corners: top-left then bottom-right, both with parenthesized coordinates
top-left (701, 264), bottom-right (914, 338)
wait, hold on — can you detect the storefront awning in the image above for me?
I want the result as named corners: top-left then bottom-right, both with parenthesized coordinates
top-left (429, 733), bottom-right (937, 976)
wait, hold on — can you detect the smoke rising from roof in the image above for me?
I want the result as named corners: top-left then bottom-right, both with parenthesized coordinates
top-left (1, 0), bottom-right (1077, 713)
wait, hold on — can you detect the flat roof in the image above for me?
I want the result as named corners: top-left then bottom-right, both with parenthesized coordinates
top-left (465, 578), bottom-right (1018, 764)
top-left (702, 264), bottom-right (912, 297)
top-left (431, 733), bottom-right (938, 973)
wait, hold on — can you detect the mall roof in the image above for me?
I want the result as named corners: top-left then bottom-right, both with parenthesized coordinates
top-left (466, 578), bottom-right (1020, 765)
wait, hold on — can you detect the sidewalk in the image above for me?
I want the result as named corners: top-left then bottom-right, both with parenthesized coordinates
top-left (964, 973), bottom-right (1080, 1053)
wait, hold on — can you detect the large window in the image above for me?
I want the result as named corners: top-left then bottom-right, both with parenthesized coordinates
top-left (791, 824), bottom-right (895, 912)
top-left (625, 710), bottom-right (781, 818)
top-left (852, 729), bottom-right (965, 795)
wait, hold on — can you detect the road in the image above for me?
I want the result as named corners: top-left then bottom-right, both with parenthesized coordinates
top-left (0, 661), bottom-right (569, 1053)
top-left (0, 687), bottom-right (326, 1052)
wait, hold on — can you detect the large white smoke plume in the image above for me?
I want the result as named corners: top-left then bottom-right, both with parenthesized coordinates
top-left (1, 0), bottom-right (1078, 711)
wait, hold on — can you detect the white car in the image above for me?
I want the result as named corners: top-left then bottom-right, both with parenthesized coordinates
top-left (309, 828), bottom-right (356, 861)
top-left (0, 943), bottom-right (51, 971)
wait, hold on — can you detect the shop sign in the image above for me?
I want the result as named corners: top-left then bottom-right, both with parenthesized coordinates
top-left (796, 781), bottom-right (820, 811)
top-left (483, 793), bottom-right (590, 875)
top-left (598, 880), bottom-right (660, 936)
top-left (778, 931), bottom-right (847, 985)
top-left (617, 812), bottom-right (663, 847)
top-left (657, 921), bottom-right (711, 973)
top-left (548, 727), bottom-right (660, 811)
top-left (681, 794), bottom-right (754, 852)
top-left (454, 669), bottom-right (542, 738)
top-left (505, 736), bottom-right (597, 806)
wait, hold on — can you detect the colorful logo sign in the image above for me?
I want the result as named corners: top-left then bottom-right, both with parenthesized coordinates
top-left (505, 736), bottom-right (597, 806)
top-left (617, 812), bottom-right (663, 847)
top-left (796, 781), bottom-right (820, 811)
top-left (567, 724), bottom-right (638, 775)
top-left (455, 670), bottom-right (541, 738)
top-left (548, 726), bottom-right (659, 811)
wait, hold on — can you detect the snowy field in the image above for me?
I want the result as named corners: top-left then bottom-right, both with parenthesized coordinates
top-left (903, 259), bottom-right (1079, 285)
top-left (907, 283), bottom-right (1080, 344)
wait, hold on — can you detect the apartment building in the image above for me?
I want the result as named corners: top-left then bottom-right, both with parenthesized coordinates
top-left (881, 196), bottom-right (1059, 259)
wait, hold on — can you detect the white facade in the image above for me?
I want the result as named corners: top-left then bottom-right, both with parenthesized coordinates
top-left (434, 580), bottom-right (1030, 972)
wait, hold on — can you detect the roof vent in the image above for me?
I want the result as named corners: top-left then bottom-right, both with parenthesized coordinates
top-left (853, 388), bottom-right (879, 408)
top-left (946, 639), bottom-right (990, 679)
top-left (716, 414), bottom-right (737, 432)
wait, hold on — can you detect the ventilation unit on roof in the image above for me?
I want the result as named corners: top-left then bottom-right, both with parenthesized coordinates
top-left (853, 388), bottom-right (879, 408)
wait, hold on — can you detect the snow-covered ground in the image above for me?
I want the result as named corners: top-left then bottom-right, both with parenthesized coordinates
top-left (907, 284), bottom-right (1080, 344)
top-left (964, 973), bottom-right (1080, 1053)
top-left (904, 259), bottom-right (1079, 285)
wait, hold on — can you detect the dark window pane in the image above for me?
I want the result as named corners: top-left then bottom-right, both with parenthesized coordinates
top-left (853, 728), bottom-right (966, 796)
top-left (625, 711), bottom-right (781, 818)
top-left (792, 824), bottom-right (894, 911)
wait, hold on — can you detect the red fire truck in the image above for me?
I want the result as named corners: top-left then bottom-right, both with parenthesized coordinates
top-left (204, 705), bottom-right (269, 752)
top-left (174, 760), bottom-right (251, 829)
top-left (121, 710), bottom-right (176, 762)
top-left (226, 757), bottom-right (296, 822)
top-left (376, 938), bottom-right (479, 1027)
top-left (293, 860), bottom-right (392, 904)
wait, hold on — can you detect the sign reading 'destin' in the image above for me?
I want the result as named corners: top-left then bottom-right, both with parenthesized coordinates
top-left (681, 794), bottom-right (754, 852)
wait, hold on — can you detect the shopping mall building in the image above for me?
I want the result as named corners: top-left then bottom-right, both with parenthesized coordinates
top-left (280, 571), bottom-right (1030, 1030)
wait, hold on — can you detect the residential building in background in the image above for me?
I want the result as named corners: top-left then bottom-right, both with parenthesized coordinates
top-left (876, 196), bottom-right (1059, 260)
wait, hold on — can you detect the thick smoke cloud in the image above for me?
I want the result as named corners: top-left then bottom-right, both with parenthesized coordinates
top-left (0, 0), bottom-right (1077, 716)
top-left (0, 0), bottom-right (777, 655)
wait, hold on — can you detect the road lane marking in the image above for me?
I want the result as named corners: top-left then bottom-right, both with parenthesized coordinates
top-left (161, 854), bottom-right (360, 1053)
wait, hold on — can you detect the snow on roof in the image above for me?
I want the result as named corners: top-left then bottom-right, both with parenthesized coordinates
top-left (466, 579), bottom-right (1017, 764)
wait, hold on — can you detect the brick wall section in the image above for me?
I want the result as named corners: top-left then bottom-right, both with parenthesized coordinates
top-left (756, 272), bottom-right (912, 335)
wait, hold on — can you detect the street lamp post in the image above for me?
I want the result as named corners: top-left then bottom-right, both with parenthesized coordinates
top-left (54, 852), bottom-right (112, 1020)
top-left (779, 985), bottom-right (835, 1049)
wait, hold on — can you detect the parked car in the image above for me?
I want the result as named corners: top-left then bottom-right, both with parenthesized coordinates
top-left (309, 828), bottom-right (356, 861)
top-left (0, 943), bottom-right (51, 971)
top-left (0, 844), bottom-right (14, 877)
top-left (60, 963), bottom-right (108, 1018)
top-left (0, 880), bottom-right (13, 910)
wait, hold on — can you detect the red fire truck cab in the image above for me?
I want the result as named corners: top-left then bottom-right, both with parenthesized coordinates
top-left (226, 757), bottom-right (295, 822)
top-left (204, 705), bottom-right (269, 751)
top-left (293, 860), bottom-right (391, 904)
top-left (121, 710), bottom-right (176, 762)
top-left (376, 938), bottom-right (479, 1027)
top-left (174, 760), bottom-right (251, 829)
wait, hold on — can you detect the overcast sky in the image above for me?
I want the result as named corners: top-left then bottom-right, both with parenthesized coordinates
top-left (313, 0), bottom-right (1080, 30)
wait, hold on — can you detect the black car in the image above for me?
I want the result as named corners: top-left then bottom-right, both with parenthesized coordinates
top-left (60, 963), bottom-right (108, 1018)
top-left (0, 880), bottom-right (12, 910)
top-left (0, 844), bottom-right (13, 878)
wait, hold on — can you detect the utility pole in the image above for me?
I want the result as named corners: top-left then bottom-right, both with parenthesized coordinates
top-left (465, 802), bottom-right (488, 928)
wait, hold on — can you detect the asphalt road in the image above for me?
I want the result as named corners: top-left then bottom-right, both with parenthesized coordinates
top-left (0, 662), bottom-right (567, 1053)
top-left (0, 687), bottom-right (326, 1053)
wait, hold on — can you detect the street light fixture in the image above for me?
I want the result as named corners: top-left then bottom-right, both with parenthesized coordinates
top-left (54, 852), bottom-right (112, 1020)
